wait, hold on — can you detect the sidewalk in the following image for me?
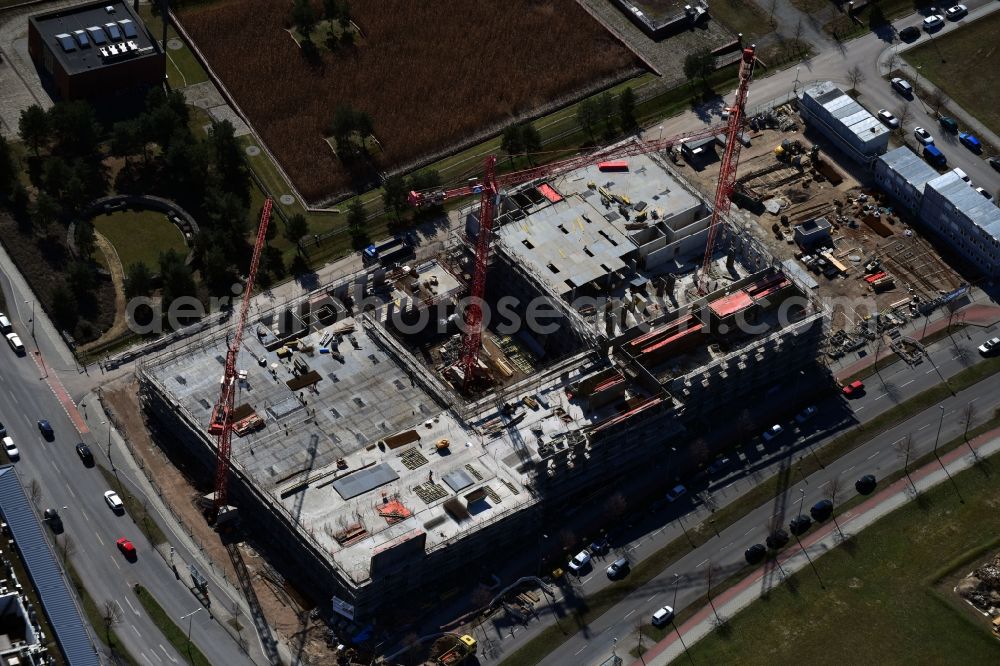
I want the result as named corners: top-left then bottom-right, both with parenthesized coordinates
top-left (636, 424), bottom-right (1000, 665)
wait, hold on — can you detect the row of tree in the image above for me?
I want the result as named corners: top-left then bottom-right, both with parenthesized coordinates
top-left (576, 87), bottom-right (638, 141)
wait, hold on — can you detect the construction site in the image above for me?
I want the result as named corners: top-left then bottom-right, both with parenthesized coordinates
top-left (673, 103), bottom-right (967, 365)
top-left (131, 50), bottom-right (834, 629)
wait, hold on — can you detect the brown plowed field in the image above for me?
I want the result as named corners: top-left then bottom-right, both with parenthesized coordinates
top-left (177, 0), bottom-right (638, 202)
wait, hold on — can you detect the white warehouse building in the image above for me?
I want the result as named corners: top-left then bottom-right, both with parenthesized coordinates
top-left (874, 146), bottom-right (940, 216)
top-left (798, 81), bottom-right (890, 163)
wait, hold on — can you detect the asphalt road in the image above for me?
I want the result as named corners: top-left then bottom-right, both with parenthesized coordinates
top-left (0, 268), bottom-right (256, 665)
top-left (470, 323), bottom-right (998, 664)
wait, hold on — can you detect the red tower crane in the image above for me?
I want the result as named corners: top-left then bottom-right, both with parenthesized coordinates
top-left (407, 75), bottom-right (758, 392)
top-left (700, 46), bottom-right (758, 292)
top-left (207, 197), bottom-right (273, 519)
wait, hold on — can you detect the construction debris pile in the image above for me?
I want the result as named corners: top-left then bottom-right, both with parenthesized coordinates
top-left (956, 551), bottom-right (1000, 634)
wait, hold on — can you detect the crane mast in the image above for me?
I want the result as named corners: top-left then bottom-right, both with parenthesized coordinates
top-left (407, 59), bottom-right (757, 393)
top-left (700, 46), bottom-right (757, 292)
top-left (208, 197), bottom-right (273, 518)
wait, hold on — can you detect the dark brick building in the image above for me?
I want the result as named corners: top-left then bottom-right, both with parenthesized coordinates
top-left (28, 0), bottom-right (164, 100)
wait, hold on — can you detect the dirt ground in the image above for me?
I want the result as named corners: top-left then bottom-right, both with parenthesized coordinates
top-left (675, 122), bottom-right (963, 332)
top-left (104, 378), bottom-right (336, 665)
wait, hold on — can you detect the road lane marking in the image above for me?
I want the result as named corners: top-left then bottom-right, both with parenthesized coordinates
top-left (94, 532), bottom-right (104, 546)
top-left (901, 380), bottom-right (914, 387)
top-left (65, 483), bottom-right (76, 498)
top-left (159, 645), bottom-right (177, 663)
top-left (132, 624), bottom-right (141, 637)
top-left (745, 528), bottom-right (755, 536)
top-left (855, 406), bottom-right (865, 412)
top-left (647, 594), bottom-right (657, 602)
top-left (81, 509), bottom-right (90, 523)
top-left (926, 368), bottom-right (936, 374)
top-left (111, 555), bottom-right (120, 570)
top-left (124, 596), bottom-right (140, 616)
top-left (624, 609), bottom-right (636, 619)
top-left (575, 647), bottom-right (588, 655)
top-left (141, 654), bottom-right (155, 666)
top-left (875, 394), bottom-right (887, 401)
top-left (696, 558), bottom-right (708, 569)
top-left (918, 424), bottom-right (930, 430)
top-left (866, 451), bottom-right (880, 460)
top-left (582, 576), bottom-right (593, 584)
top-left (845, 465), bottom-right (856, 472)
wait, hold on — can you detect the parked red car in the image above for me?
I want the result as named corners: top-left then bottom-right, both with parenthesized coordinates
top-left (842, 380), bottom-right (865, 397)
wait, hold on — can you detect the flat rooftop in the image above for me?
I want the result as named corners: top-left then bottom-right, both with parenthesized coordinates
top-left (495, 152), bottom-right (705, 298)
top-left (30, 0), bottom-right (159, 75)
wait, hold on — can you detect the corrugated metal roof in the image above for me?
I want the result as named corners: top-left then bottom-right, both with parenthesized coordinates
top-left (878, 147), bottom-right (939, 190)
top-left (802, 81), bottom-right (888, 147)
top-left (0, 467), bottom-right (100, 666)
top-left (927, 171), bottom-right (1000, 243)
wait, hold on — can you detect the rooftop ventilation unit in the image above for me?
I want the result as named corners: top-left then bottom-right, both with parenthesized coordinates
top-left (55, 33), bottom-right (76, 51)
top-left (105, 5), bottom-right (116, 13)
top-left (104, 22), bottom-right (122, 40)
top-left (72, 30), bottom-right (90, 48)
top-left (86, 26), bottom-right (107, 45)
top-left (118, 18), bottom-right (137, 38)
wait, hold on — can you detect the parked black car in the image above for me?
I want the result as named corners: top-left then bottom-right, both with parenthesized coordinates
top-left (745, 543), bottom-right (767, 564)
top-left (76, 443), bottom-right (94, 465)
top-left (789, 514), bottom-right (813, 536)
top-left (43, 508), bottom-right (63, 533)
top-left (899, 25), bottom-right (921, 41)
top-left (856, 474), bottom-right (878, 495)
top-left (766, 529), bottom-right (790, 550)
top-left (810, 499), bottom-right (834, 522)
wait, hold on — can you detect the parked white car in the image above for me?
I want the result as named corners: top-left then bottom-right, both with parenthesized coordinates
top-left (945, 4), bottom-right (967, 20)
top-left (876, 109), bottom-right (899, 129)
top-left (914, 127), bottom-right (934, 146)
top-left (567, 550), bottom-right (592, 574)
top-left (5, 333), bottom-right (24, 354)
top-left (2, 437), bottom-right (18, 461)
top-left (762, 424), bottom-right (785, 442)
top-left (652, 606), bottom-right (675, 626)
top-left (922, 14), bottom-right (945, 31)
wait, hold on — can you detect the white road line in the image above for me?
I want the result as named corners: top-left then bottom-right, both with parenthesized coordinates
top-left (582, 575), bottom-right (593, 584)
top-left (866, 451), bottom-right (880, 460)
top-left (81, 509), bottom-right (90, 523)
top-left (720, 541), bottom-right (733, 551)
top-left (141, 653), bottom-right (155, 666)
top-left (652, 528), bottom-right (663, 536)
top-left (926, 368), bottom-right (936, 374)
top-left (132, 624), bottom-right (141, 637)
top-left (65, 483), bottom-right (76, 498)
top-left (94, 532), bottom-right (104, 546)
top-left (696, 558), bottom-right (708, 569)
top-left (110, 555), bottom-right (120, 570)
top-left (575, 646), bottom-right (588, 655)
top-left (744, 527), bottom-right (755, 536)
top-left (9, 392), bottom-right (18, 406)
top-left (624, 609), bottom-right (636, 619)
top-left (124, 596), bottom-right (140, 616)
top-left (918, 423), bottom-right (930, 431)
top-left (845, 465), bottom-right (856, 472)
top-left (159, 645), bottom-right (177, 663)
top-left (901, 380), bottom-right (914, 387)
top-left (875, 394), bottom-right (887, 401)
top-left (855, 406), bottom-right (865, 412)
top-left (646, 594), bottom-right (657, 602)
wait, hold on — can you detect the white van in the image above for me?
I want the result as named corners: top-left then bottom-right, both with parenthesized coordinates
top-left (0, 314), bottom-right (10, 334)
top-left (952, 168), bottom-right (970, 183)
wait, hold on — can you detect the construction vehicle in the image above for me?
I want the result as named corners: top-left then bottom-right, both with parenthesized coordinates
top-left (406, 48), bottom-right (758, 393)
top-left (206, 198), bottom-right (273, 524)
top-left (437, 635), bottom-right (477, 665)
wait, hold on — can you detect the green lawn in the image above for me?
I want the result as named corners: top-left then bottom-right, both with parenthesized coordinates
top-left (133, 585), bottom-right (212, 666)
top-left (682, 448), bottom-right (1000, 665)
top-left (137, 5), bottom-right (209, 88)
top-left (92, 209), bottom-right (188, 272)
top-left (904, 11), bottom-right (1000, 135)
top-left (705, 0), bottom-right (773, 39)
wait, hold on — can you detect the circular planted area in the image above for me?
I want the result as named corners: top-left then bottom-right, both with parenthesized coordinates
top-left (91, 209), bottom-right (188, 271)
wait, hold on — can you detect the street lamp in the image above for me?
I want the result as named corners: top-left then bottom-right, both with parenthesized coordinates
top-left (658, 125), bottom-right (664, 141)
top-left (797, 488), bottom-right (806, 517)
top-left (672, 573), bottom-right (681, 608)
top-left (24, 300), bottom-right (35, 339)
top-left (100, 420), bottom-right (114, 470)
top-left (180, 608), bottom-right (204, 654)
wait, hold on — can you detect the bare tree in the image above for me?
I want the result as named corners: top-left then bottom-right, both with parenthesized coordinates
top-left (705, 560), bottom-right (722, 624)
top-left (847, 65), bottom-right (866, 90)
top-left (27, 479), bottom-right (42, 507)
top-left (895, 434), bottom-right (916, 493)
top-left (896, 103), bottom-right (912, 132)
top-left (886, 51), bottom-right (900, 73)
top-left (102, 599), bottom-right (122, 642)
top-left (925, 88), bottom-right (949, 116)
top-left (634, 617), bottom-right (646, 661)
top-left (57, 535), bottom-right (76, 564)
top-left (768, 0), bottom-right (779, 24)
top-left (828, 476), bottom-right (845, 540)
top-left (960, 403), bottom-right (981, 463)
top-left (793, 19), bottom-right (805, 44)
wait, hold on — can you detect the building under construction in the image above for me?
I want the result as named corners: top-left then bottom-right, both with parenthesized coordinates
top-left (138, 141), bottom-right (827, 621)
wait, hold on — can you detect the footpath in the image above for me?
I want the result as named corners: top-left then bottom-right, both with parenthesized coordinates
top-left (636, 425), bottom-right (1000, 665)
